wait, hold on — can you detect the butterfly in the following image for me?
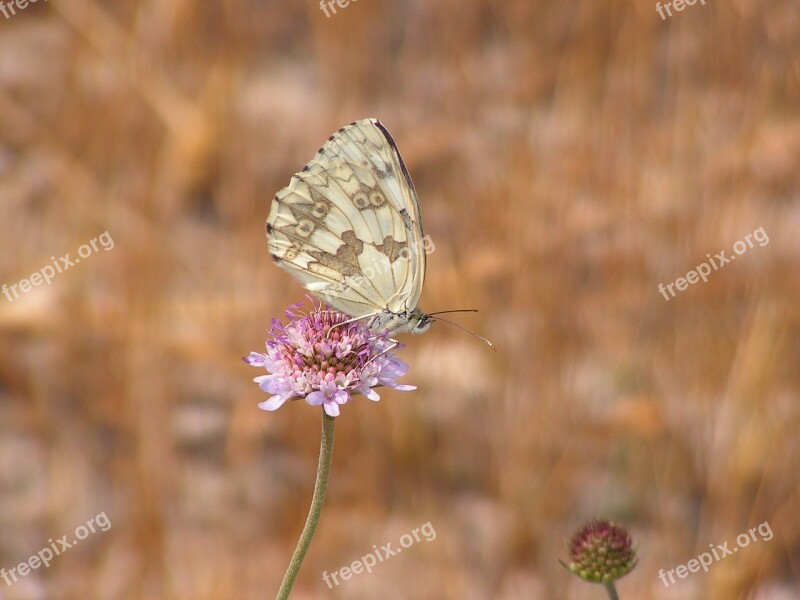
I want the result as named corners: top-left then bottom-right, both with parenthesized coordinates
top-left (267, 118), bottom-right (494, 347)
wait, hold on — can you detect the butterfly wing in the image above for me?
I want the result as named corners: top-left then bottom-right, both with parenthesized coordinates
top-left (267, 118), bottom-right (426, 318)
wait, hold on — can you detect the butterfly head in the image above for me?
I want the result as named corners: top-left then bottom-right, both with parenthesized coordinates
top-left (410, 310), bottom-right (434, 334)
top-left (370, 308), bottom-right (495, 349)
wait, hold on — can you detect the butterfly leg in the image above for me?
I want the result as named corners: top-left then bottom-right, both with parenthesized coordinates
top-left (363, 338), bottom-right (400, 368)
top-left (326, 312), bottom-right (381, 338)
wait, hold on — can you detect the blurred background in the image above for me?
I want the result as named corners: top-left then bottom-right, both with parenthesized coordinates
top-left (1, 0), bottom-right (798, 598)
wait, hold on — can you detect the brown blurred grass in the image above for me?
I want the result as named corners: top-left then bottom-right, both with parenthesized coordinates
top-left (0, 0), bottom-right (798, 598)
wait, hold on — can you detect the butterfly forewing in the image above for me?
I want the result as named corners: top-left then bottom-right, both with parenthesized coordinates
top-left (267, 118), bottom-right (426, 323)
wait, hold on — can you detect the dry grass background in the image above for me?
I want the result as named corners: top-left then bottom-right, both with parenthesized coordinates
top-left (0, 0), bottom-right (798, 599)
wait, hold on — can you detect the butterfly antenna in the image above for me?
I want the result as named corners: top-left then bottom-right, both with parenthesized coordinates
top-left (427, 315), bottom-right (497, 351)
top-left (428, 309), bottom-right (479, 316)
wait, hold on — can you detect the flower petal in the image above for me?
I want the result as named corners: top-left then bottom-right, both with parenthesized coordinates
top-left (323, 402), bottom-right (340, 417)
top-left (254, 375), bottom-right (283, 395)
top-left (244, 352), bottom-right (267, 367)
top-left (387, 383), bottom-right (416, 392)
top-left (258, 395), bottom-right (289, 411)
top-left (357, 386), bottom-right (381, 401)
top-left (380, 358), bottom-right (409, 379)
top-left (305, 391), bottom-right (326, 407)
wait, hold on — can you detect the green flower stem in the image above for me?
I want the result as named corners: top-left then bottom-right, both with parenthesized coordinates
top-left (604, 582), bottom-right (620, 600)
top-left (276, 411), bottom-right (336, 600)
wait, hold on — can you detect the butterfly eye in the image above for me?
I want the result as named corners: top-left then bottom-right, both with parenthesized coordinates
top-left (354, 192), bottom-right (370, 210)
top-left (369, 192), bottom-right (386, 207)
top-left (412, 316), bottom-right (433, 334)
top-left (295, 219), bottom-right (315, 237)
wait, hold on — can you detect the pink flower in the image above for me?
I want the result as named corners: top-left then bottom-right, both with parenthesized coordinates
top-left (245, 301), bottom-right (415, 417)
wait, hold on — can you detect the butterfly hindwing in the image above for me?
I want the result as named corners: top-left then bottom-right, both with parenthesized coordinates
top-left (267, 118), bottom-right (426, 319)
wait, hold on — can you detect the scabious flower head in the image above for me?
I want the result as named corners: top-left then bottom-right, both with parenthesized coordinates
top-left (562, 519), bottom-right (637, 584)
top-left (244, 301), bottom-right (415, 417)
